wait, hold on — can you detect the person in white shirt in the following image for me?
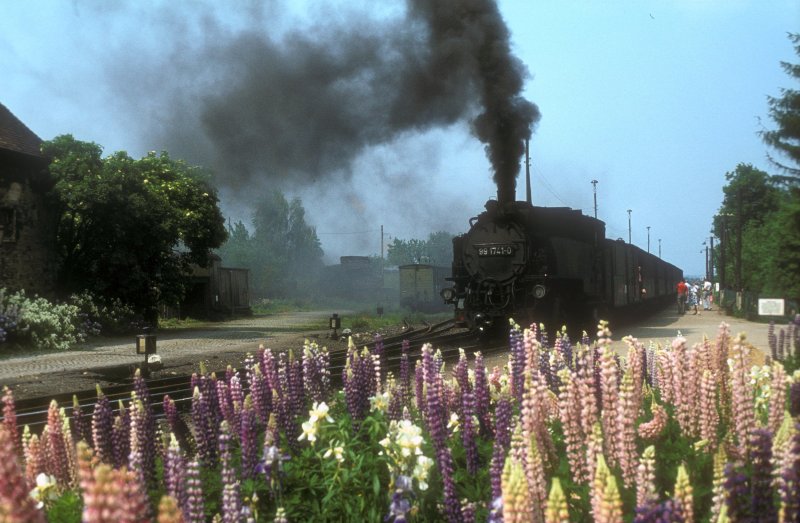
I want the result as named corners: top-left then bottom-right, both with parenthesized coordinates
top-left (702, 279), bottom-right (712, 310)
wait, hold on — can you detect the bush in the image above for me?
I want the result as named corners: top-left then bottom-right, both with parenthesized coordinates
top-left (0, 289), bottom-right (143, 351)
top-left (4, 291), bottom-right (82, 351)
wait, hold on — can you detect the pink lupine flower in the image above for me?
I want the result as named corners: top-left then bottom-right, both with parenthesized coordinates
top-left (616, 371), bottom-right (638, 488)
top-left (586, 423), bottom-right (605, 495)
top-left (45, 400), bottom-right (70, 486)
top-left (656, 349), bottom-right (674, 405)
top-left (576, 345), bottom-right (599, 454)
top-left (591, 453), bottom-right (611, 520)
top-left (709, 445), bottom-right (728, 522)
top-left (673, 464), bottom-right (694, 523)
top-left (501, 454), bottom-right (533, 523)
top-left (768, 362), bottom-right (787, 435)
top-left (0, 425), bottom-right (45, 523)
top-left (597, 474), bottom-right (623, 523)
top-left (622, 336), bottom-right (645, 413)
top-left (545, 478), bottom-right (570, 523)
top-left (24, 431), bottom-right (44, 484)
top-left (157, 495), bottom-right (186, 523)
top-left (511, 424), bottom-right (545, 520)
top-left (637, 399), bottom-right (667, 440)
top-left (598, 340), bottom-right (619, 467)
top-left (2, 386), bottom-right (20, 458)
top-left (557, 368), bottom-right (587, 482)
top-left (699, 370), bottom-right (720, 450)
top-left (730, 333), bottom-right (756, 458)
top-left (635, 446), bottom-right (657, 508)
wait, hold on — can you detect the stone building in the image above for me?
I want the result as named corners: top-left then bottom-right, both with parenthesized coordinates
top-left (0, 103), bottom-right (57, 297)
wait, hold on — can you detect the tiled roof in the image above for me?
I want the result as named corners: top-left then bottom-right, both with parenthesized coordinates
top-left (0, 102), bottom-right (44, 158)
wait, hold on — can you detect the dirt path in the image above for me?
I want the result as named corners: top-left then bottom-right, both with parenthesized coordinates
top-left (0, 311), bottom-right (346, 399)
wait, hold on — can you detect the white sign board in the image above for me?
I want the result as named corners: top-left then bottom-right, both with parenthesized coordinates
top-left (758, 299), bottom-right (785, 316)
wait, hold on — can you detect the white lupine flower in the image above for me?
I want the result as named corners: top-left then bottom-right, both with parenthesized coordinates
top-left (29, 473), bottom-right (57, 509)
top-left (370, 392), bottom-right (391, 412)
top-left (447, 412), bottom-right (460, 433)
top-left (323, 441), bottom-right (345, 463)
top-left (308, 401), bottom-right (333, 423)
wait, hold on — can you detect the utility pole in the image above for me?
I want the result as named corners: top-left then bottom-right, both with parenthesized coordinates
top-left (720, 215), bottom-right (727, 288)
top-left (709, 236), bottom-right (715, 281)
top-left (658, 238), bottom-right (661, 258)
top-left (627, 209), bottom-right (632, 244)
top-left (525, 139), bottom-right (532, 204)
top-left (591, 180), bottom-right (598, 218)
top-left (646, 226), bottom-right (651, 253)
top-left (736, 189), bottom-right (743, 291)
top-left (703, 241), bottom-right (708, 280)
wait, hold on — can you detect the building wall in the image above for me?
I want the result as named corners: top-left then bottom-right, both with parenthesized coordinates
top-left (0, 161), bottom-right (58, 297)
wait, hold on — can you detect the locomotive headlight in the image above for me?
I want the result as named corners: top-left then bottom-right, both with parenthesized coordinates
top-left (440, 287), bottom-right (456, 302)
top-left (533, 284), bottom-right (547, 299)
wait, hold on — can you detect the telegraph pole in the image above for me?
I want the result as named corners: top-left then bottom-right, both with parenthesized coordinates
top-left (658, 238), bottom-right (661, 258)
top-left (646, 226), bottom-right (650, 253)
top-left (591, 180), bottom-right (598, 218)
top-left (709, 236), bottom-right (715, 281)
top-left (627, 209), bottom-right (632, 244)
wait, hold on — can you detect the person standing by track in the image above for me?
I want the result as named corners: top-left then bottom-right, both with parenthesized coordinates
top-left (676, 278), bottom-right (688, 314)
top-left (702, 278), bottom-right (713, 310)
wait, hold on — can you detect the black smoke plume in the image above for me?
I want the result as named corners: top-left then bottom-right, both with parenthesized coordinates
top-left (105, 0), bottom-right (539, 202)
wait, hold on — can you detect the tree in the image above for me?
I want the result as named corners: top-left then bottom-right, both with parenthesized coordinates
top-left (761, 33), bottom-right (800, 185)
top-left (386, 231), bottom-right (454, 266)
top-left (712, 164), bottom-right (781, 291)
top-left (43, 135), bottom-right (227, 320)
top-left (217, 190), bottom-right (324, 298)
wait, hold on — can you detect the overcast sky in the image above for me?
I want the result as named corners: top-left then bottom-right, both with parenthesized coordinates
top-left (1, 0), bottom-right (797, 276)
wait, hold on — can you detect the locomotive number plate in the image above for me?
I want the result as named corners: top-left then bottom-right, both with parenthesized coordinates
top-left (476, 244), bottom-right (515, 257)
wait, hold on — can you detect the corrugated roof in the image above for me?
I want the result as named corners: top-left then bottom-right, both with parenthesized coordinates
top-left (0, 102), bottom-right (44, 158)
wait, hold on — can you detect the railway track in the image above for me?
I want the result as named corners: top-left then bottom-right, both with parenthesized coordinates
top-left (4, 319), bottom-right (507, 433)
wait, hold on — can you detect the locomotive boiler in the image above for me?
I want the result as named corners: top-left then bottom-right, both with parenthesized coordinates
top-left (441, 199), bottom-right (682, 334)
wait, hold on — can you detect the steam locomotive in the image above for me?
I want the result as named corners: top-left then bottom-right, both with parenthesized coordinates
top-left (440, 199), bottom-right (682, 333)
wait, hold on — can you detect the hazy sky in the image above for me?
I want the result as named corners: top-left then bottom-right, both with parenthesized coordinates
top-left (1, 0), bottom-right (797, 276)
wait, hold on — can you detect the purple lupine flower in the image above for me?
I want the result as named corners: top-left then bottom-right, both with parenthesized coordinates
top-left (769, 321), bottom-right (777, 360)
top-left (92, 385), bottom-right (114, 463)
top-left (415, 359), bottom-right (425, 415)
top-left (249, 363), bottom-right (272, 426)
top-left (191, 386), bottom-right (217, 465)
top-left (373, 333), bottom-right (384, 391)
top-left (421, 344), bottom-right (461, 522)
top-left (633, 499), bottom-right (685, 522)
top-left (183, 458), bottom-right (205, 523)
top-left (303, 341), bottom-right (331, 403)
top-left (779, 423), bottom-right (800, 522)
top-left (259, 345), bottom-right (279, 394)
top-left (473, 352), bottom-right (492, 437)
top-left (163, 395), bottom-right (180, 436)
top-left (71, 394), bottom-right (91, 446)
top-left (229, 370), bottom-right (245, 422)
top-left (750, 429), bottom-right (776, 521)
top-left (400, 339), bottom-right (411, 406)
top-left (344, 347), bottom-right (375, 429)
top-left (219, 420), bottom-right (242, 523)
top-left (461, 501), bottom-right (477, 523)
top-left (285, 350), bottom-right (305, 421)
top-left (202, 372), bottom-right (222, 429)
top-left (128, 398), bottom-right (150, 487)
top-left (217, 379), bottom-right (236, 432)
top-left (274, 387), bottom-right (300, 452)
top-left (790, 380), bottom-right (800, 418)
top-left (778, 328), bottom-right (786, 361)
top-left (723, 462), bottom-right (751, 522)
top-left (509, 324), bottom-right (526, 405)
top-left (164, 433), bottom-right (186, 511)
top-left (133, 373), bottom-right (156, 484)
top-left (454, 350), bottom-right (479, 475)
top-left (386, 474), bottom-right (412, 523)
top-left (490, 396), bottom-right (514, 500)
top-left (240, 396), bottom-right (259, 481)
top-left (111, 406), bottom-right (131, 468)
